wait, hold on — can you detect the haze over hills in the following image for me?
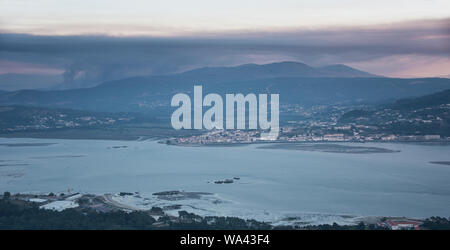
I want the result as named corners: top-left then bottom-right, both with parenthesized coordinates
top-left (0, 73), bottom-right (63, 91)
top-left (318, 64), bottom-right (380, 78)
top-left (0, 61), bottom-right (449, 114)
top-left (177, 62), bottom-right (380, 82)
top-left (0, 62), bottom-right (377, 92)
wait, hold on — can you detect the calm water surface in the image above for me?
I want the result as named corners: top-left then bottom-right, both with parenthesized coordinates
top-left (1, 137), bottom-right (450, 220)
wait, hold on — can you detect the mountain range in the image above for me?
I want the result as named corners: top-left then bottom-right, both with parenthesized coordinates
top-left (0, 62), bottom-right (378, 92)
top-left (177, 61), bottom-right (380, 82)
top-left (0, 61), bottom-right (449, 113)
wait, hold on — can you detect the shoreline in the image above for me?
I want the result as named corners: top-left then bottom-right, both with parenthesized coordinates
top-left (2, 129), bottom-right (450, 145)
top-left (0, 191), bottom-right (429, 229)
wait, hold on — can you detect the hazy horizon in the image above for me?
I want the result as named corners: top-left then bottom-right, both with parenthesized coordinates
top-left (0, 0), bottom-right (449, 90)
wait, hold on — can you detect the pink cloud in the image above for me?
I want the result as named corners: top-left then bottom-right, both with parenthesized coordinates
top-left (0, 60), bottom-right (64, 75)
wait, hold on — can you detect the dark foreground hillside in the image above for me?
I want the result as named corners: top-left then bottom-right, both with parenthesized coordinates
top-left (1, 196), bottom-right (449, 230)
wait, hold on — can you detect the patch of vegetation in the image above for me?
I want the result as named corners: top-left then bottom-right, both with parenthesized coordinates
top-left (421, 217), bottom-right (450, 230)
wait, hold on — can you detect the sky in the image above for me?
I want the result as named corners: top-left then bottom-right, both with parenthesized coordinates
top-left (0, 0), bottom-right (449, 89)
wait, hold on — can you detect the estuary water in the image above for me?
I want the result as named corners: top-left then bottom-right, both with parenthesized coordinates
top-left (1, 137), bottom-right (450, 225)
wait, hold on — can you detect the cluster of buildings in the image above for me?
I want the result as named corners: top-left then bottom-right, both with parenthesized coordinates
top-left (167, 130), bottom-right (261, 144)
top-left (377, 219), bottom-right (421, 230)
top-left (165, 125), bottom-right (446, 145)
top-left (279, 132), bottom-right (444, 143)
top-left (2, 113), bottom-right (130, 133)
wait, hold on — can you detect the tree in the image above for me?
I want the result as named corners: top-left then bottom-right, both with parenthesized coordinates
top-left (3, 192), bottom-right (11, 200)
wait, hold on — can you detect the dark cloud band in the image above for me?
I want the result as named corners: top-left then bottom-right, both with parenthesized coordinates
top-left (0, 18), bottom-right (448, 88)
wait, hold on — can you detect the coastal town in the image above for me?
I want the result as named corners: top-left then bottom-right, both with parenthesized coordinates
top-left (164, 128), bottom-right (447, 145)
top-left (164, 99), bottom-right (450, 145)
top-left (0, 106), bottom-right (134, 133)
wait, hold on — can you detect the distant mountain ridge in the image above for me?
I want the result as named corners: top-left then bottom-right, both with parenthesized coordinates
top-left (0, 61), bottom-right (449, 114)
top-left (176, 61), bottom-right (380, 82)
top-left (0, 61), bottom-right (378, 92)
top-left (318, 64), bottom-right (380, 78)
